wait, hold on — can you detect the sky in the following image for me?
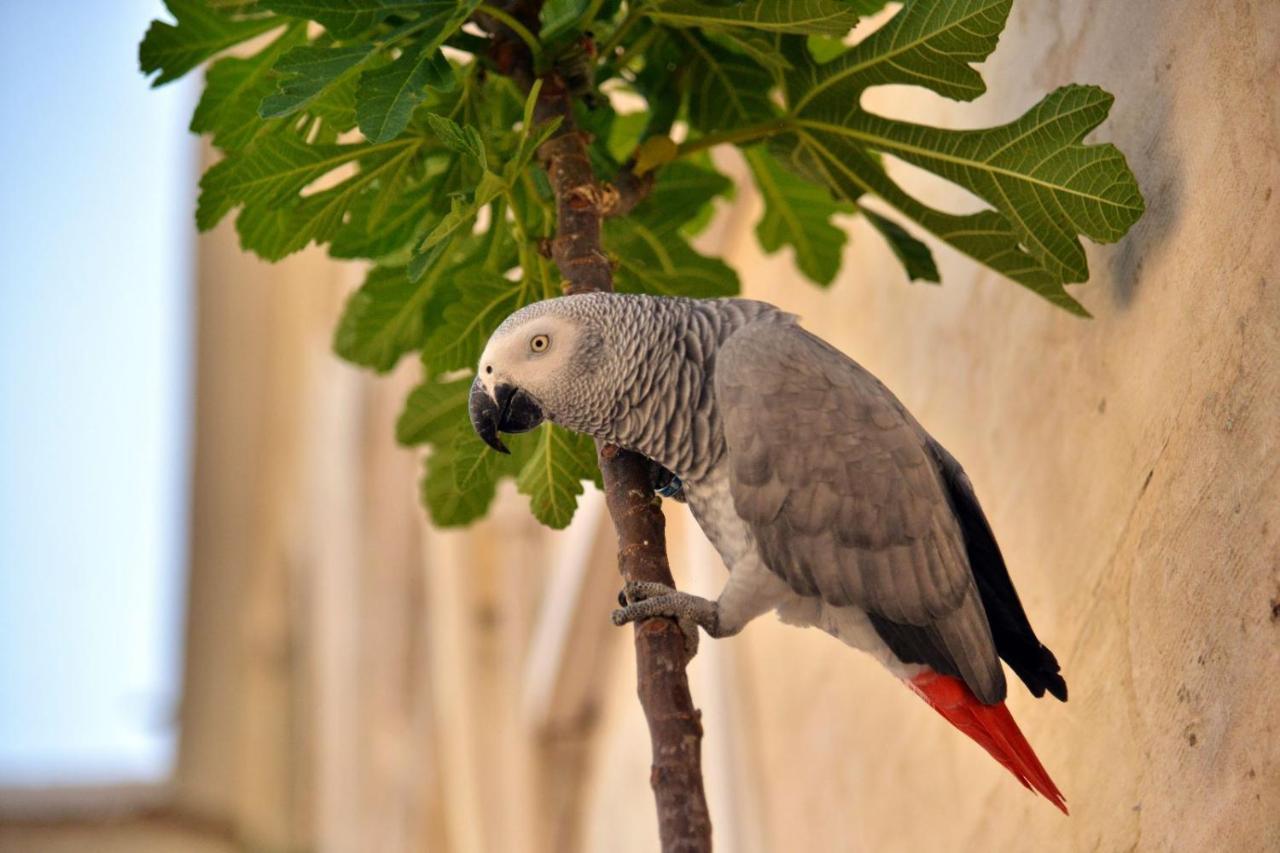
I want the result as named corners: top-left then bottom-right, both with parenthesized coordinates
top-left (0, 1), bottom-right (195, 785)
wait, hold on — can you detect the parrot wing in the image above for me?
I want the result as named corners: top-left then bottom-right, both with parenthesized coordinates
top-left (716, 320), bottom-right (1006, 703)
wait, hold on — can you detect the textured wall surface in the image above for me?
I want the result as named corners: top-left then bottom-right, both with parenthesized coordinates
top-left (7, 3), bottom-right (1275, 852)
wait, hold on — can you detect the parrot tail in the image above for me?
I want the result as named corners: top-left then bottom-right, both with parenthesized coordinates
top-left (907, 670), bottom-right (1068, 814)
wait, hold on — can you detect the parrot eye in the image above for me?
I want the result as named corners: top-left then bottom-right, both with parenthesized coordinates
top-left (530, 334), bottom-right (550, 353)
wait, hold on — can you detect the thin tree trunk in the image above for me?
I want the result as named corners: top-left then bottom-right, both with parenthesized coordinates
top-left (483, 5), bottom-right (714, 849)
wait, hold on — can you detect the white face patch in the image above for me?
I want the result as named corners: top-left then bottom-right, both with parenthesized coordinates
top-left (477, 313), bottom-right (580, 404)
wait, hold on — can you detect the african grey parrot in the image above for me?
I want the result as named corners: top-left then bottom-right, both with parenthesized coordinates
top-left (469, 293), bottom-right (1068, 812)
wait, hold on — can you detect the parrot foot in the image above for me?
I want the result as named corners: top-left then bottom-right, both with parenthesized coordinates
top-left (611, 581), bottom-right (720, 658)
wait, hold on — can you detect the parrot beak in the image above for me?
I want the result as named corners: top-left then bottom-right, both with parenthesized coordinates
top-left (469, 375), bottom-right (545, 454)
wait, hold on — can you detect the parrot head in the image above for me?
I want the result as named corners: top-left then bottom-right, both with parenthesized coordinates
top-left (469, 295), bottom-right (610, 453)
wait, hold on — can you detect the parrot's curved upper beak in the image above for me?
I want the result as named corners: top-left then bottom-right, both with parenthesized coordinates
top-left (469, 375), bottom-right (545, 454)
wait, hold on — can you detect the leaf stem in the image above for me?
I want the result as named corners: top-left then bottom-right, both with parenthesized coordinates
top-left (519, 171), bottom-right (554, 233)
top-left (675, 117), bottom-right (793, 158)
top-left (479, 4), bottom-right (543, 66)
top-left (580, 0), bottom-right (608, 30)
top-left (502, 188), bottom-right (531, 246)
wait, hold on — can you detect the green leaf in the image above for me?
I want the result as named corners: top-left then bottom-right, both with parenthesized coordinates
top-left (541, 0), bottom-right (591, 39)
top-left (608, 219), bottom-right (740, 298)
top-left (453, 428), bottom-right (509, 492)
top-left (777, 0), bottom-right (1144, 311)
top-left (708, 29), bottom-right (794, 74)
top-left (605, 111), bottom-right (650, 163)
top-left (259, 44), bottom-right (375, 118)
top-left (746, 147), bottom-right (849, 286)
top-left (262, 0), bottom-right (429, 38)
top-left (356, 47), bottom-right (450, 142)
top-left (633, 137), bottom-right (678, 176)
top-left (352, 2), bottom-right (478, 141)
top-left (197, 133), bottom-right (350, 230)
top-left (410, 379), bottom-right (602, 530)
top-left (420, 437), bottom-right (502, 527)
top-left (237, 143), bottom-right (419, 259)
top-left (632, 162), bottom-right (733, 236)
top-left (513, 426), bottom-right (599, 529)
top-left (421, 266), bottom-right (541, 374)
top-left (790, 85), bottom-right (1144, 295)
top-left (409, 171), bottom-right (508, 279)
top-left (605, 160), bottom-right (739, 297)
top-left (647, 0), bottom-right (880, 35)
top-left (306, 71), bottom-right (362, 134)
top-left (776, 127), bottom-right (1085, 313)
top-left (333, 260), bottom-right (446, 372)
top-left (785, 0), bottom-right (1009, 112)
top-left (424, 114), bottom-right (488, 170)
top-left (396, 377), bottom-right (471, 445)
top-left (191, 25), bottom-right (306, 152)
top-left (330, 159), bottom-right (453, 260)
top-left (681, 31), bottom-right (778, 135)
top-left (141, 0), bottom-right (281, 86)
top-left (197, 127), bottom-right (425, 266)
top-left (805, 34), bottom-right (847, 64)
top-left (860, 208), bottom-right (939, 283)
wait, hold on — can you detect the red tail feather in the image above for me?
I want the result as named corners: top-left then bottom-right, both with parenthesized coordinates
top-left (908, 670), bottom-right (1068, 814)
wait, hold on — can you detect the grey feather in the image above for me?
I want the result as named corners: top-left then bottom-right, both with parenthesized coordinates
top-left (715, 321), bottom-right (1005, 703)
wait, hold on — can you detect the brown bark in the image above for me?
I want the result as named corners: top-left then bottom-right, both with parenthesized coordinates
top-left (534, 72), bottom-right (713, 853)
top-left (482, 7), bottom-right (712, 848)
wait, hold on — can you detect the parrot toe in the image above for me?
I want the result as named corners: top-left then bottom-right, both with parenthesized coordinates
top-left (609, 584), bottom-right (722, 659)
top-left (621, 580), bottom-right (678, 604)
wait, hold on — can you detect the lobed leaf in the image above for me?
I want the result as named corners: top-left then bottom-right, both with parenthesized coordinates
top-left (333, 257), bottom-right (450, 373)
top-left (191, 26), bottom-right (307, 152)
top-left (358, 43), bottom-right (453, 142)
top-left (682, 31), bottom-right (777, 135)
top-left (424, 114), bottom-right (488, 170)
top-left (396, 377), bottom-right (471, 446)
top-left (141, 0), bottom-right (281, 87)
top-left (409, 171), bottom-right (508, 279)
top-left (776, 0), bottom-right (1144, 310)
top-left (262, 0), bottom-right (430, 39)
top-left (259, 43), bottom-right (375, 118)
top-left (860, 208), bottom-right (939, 283)
top-left (608, 219), bottom-right (740, 298)
top-left (632, 162), bottom-right (733, 235)
top-left (420, 437), bottom-right (502, 527)
top-left (330, 157), bottom-right (454, 260)
top-left (783, 0), bottom-right (1013, 111)
top-left (745, 147), bottom-right (850, 285)
top-left (353, 2), bottom-right (479, 142)
top-left (647, 0), bottom-right (882, 36)
top-left (513, 426), bottom-right (600, 529)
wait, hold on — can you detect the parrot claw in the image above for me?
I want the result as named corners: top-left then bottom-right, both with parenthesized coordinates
top-left (610, 581), bottom-right (719, 658)
top-left (618, 580), bottom-right (677, 604)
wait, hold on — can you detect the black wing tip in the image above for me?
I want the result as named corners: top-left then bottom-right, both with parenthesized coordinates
top-left (1019, 646), bottom-right (1068, 702)
top-left (1026, 673), bottom-right (1069, 702)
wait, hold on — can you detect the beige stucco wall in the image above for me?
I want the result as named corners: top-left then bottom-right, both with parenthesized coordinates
top-left (7, 3), bottom-right (1275, 852)
top-left (576, 2), bottom-right (1280, 851)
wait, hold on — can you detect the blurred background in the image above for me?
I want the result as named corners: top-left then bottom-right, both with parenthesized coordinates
top-left (1, 2), bottom-right (1278, 852)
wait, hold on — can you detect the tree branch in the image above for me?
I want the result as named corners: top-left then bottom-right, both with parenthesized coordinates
top-left (602, 164), bottom-right (656, 219)
top-left (535, 71), bottom-right (713, 853)
top-left (481, 7), bottom-right (712, 849)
